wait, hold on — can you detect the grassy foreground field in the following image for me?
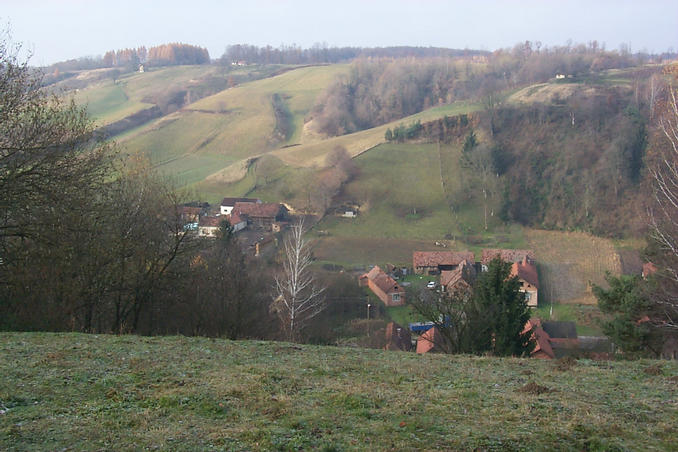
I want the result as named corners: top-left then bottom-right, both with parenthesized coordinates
top-left (2, 333), bottom-right (677, 451)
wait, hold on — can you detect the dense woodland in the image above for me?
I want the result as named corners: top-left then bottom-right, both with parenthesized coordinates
top-left (312, 42), bottom-right (651, 136)
top-left (220, 44), bottom-right (487, 65)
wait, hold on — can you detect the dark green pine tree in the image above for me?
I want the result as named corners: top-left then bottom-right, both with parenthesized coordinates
top-left (593, 273), bottom-right (661, 357)
top-left (472, 258), bottom-right (534, 356)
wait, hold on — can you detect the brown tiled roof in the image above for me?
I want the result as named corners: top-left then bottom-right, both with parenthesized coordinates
top-left (416, 327), bottom-right (440, 354)
top-left (234, 202), bottom-right (283, 219)
top-left (523, 319), bottom-right (555, 359)
top-left (199, 216), bottom-right (222, 227)
top-left (221, 197), bottom-right (260, 207)
top-left (413, 251), bottom-right (475, 268)
top-left (440, 260), bottom-right (476, 289)
top-left (228, 212), bottom-right (245, 225)
top-left (510, 259), bottom-right (539, 288)
top-left (481, 249), bottom-right (535, 265)
top-left (362, 266), bottom-right (401, 294)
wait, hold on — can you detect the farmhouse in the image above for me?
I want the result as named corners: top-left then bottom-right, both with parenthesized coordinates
top-left (416, 326), bottom-right (444, 354)
top-left (359, 266), bottom-right (406, 307)
top-left (440, 260), bottom-right (476, 294)
top-left (227, 212), bottom-right (247, 232)
top-left (510, 256), bottom-right (539, 307)
top-left (198, 216), bottom-right (222, 238)
top-left (233, 202), bottom-right (289, 229)
top-left (220, 197), bottom-right (261, 215)
top-left (480, 249), bottom-right (536, 271)
top-left (523, 318), bottom-right (555, 359)
top-left (413, 251), bottom-right (475, 275)
top-left (179, 205), bottom-right (203, 224)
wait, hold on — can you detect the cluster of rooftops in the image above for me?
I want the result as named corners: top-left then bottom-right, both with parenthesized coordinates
top-left (179, 197), bottom-right (289, 237)
top-left (360, 248), bottom-right (540, 309)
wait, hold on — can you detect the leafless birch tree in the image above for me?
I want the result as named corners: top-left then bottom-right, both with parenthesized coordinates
top-left (648, 85), bottom-right (678, 330)
top-left (272, 218), bottom-right (326, 341)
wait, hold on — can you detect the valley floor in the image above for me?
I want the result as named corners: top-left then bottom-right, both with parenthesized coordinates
top-left (1, 333), bottom-right (676, 451)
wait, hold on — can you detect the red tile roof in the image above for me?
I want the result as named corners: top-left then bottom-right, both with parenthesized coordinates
top-left (440, 260), bottom-right (476, 290)
top-left (413, 251), bottom-right (475, 268)
top-left (510, 258), bottom-right (539, 288)
top-left (416, 327), bottom-right (441, 354)
top-left (228, 212), bottom-right (245, 225)
top-left (199, 216), bottom-right (222, 227)
top-left (362, 266), bottom-right (401, 294)
top-left (523, 318), bottom-right (555, 359)
top-left (481, 249), bottom-right (535, 265)
top-left (233, 202), bottom-right (283, 219)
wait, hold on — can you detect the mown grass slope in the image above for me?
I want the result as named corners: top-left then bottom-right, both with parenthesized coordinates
top-left (1, 333), bottom-right (676, 451)
top-left (118, 65), bottom-right (348, 188)
top-left (74, 65), bottom-right (226, 125)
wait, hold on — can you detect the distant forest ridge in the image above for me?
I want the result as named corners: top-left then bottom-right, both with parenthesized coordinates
top-left (40, 40), bottom-right (677, 73)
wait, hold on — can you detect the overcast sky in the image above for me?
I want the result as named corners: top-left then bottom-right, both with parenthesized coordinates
top-left (3, 0), bottom-right (677, 66)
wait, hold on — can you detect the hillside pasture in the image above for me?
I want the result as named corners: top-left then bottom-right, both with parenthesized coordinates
top-left (273, 100), bottom-right (481, 167)
top-left (119, 65), bottom-right (347, 193)
top-left (526, 229), bottom-right (623, 305)
top-left (77, 82), bottom-right (151, 125)
top-left (1, 333), bottom-right (676, 451)
top-left (74, 65), bottom-right (225, 125)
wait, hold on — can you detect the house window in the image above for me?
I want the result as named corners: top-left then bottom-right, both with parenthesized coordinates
top-left (524, 291), bottom-right (531, 301)
top-left (392, 293), bottom-right (401, 302)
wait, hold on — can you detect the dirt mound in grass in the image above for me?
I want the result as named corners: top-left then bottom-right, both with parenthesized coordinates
top-left (517, 382), bottom-right (552, 395)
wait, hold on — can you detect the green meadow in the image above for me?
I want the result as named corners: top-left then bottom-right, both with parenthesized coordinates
top-left (1, 333), bottom-right (676, 451)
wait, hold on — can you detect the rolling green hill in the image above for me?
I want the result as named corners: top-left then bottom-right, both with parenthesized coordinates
top-left (69, 62), bottom-right (649, 307)
top-left (72, 65), bottom-right (224, 125)
top-left (1, 333), bottom-right (676, 451)
top-left (117, 64), bottom-right (350, 188)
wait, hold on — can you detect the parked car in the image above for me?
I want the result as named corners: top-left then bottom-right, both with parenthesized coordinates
top-left (426, 281), bottom-right (436, 289)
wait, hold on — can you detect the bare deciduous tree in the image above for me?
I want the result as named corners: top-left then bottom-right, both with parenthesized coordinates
top-left (461, 143), bottom-right (498, 230)
top-left (272, 218), bottom-right (325, 341)
top-left (648, 85), bottom-right (678, 330)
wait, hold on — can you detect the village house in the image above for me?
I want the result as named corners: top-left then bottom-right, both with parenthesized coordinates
top-left (416, 326), bottom-right (444, 354)
top-left (510, 256), bottom-right (539, 307)
top-left (227, 212), bottom-right (247, 232)
top-left (413, 251), bottom-right (475, 275)
top-left (480, 249), bottom-right (536, 271)
top-left (523, 318), bottom-right (556, 359)
top-left (233, 202), bottom-right (288, 230)
top-left (198, 216), bottom-right (222, 238)
top-left (359, 265), bottom-right (406, 307)
top-left (440, 259), bottom-right (476, 294)
top-left (179, 205), bottom-right (202, 224)
top-left (220, 197), bottom-right (261, 215)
